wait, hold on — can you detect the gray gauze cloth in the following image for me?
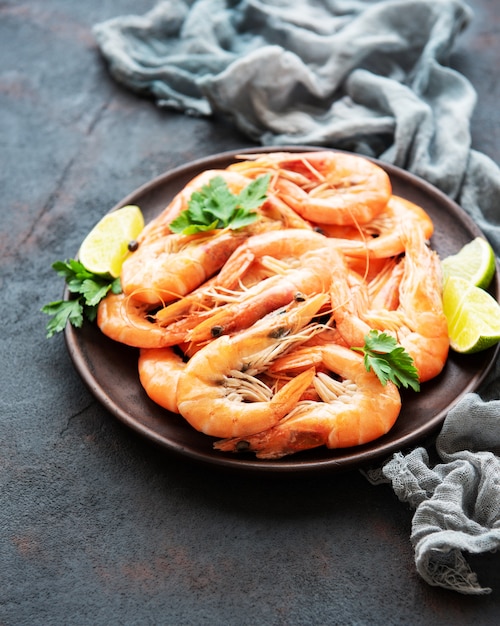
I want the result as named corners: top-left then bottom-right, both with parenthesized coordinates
top-left (93, 0), bottom-right (500, 594)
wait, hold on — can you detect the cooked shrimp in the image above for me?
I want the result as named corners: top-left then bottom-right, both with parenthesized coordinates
top-left (214, 343), bottom-right (401, 459)
top-left (261, 190), bottom-right (314, 230)
top-left (373, 223), bottom-right (449, 383)
top-left (104, 237), bottom-right (381, 356)
top-left (153, 259), bottom-right (276, 328)
top-left (97, 289), bottom-right (225, 350)
top-left (319, 195), bottom-right (434, 258)
top-left (146, 248), bottom-right (322, 346)
top-left (230, 151), bottom-right (392, 226)
top-left (214, 228), bottom-right (335, 290)
top-left (152, 276), bottom-right (221, 327)
top-left (366, 257), bottom-right (404, 311)
top-left (175, 293), bottom-right (328, 438)
top-left (120, 229), bottom-right (247, 305)
top-left (186, 246), bottom-right (340, 343)
top-left (97, 292), bottom-right (177, 348)
top-left (138, 346), bottom-right (186, 413)
top-left (269, 344), bottom-right (334, 375)
top-left (331, 223), bottom-right (449, 383)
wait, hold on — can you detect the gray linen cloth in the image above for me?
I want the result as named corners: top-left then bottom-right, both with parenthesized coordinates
top-left (93, 0), bottom-right (500, 594)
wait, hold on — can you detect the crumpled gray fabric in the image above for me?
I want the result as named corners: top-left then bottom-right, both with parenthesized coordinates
top-left (93, 0), bottom-right (500, 594)
top-left (92, 0), bottom-right (500, 245)
top-left (381, 390), bottom-right (500, 594)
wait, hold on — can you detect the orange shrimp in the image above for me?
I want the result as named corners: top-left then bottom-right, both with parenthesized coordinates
top-left (100, 258), bottom-right (290, 351)
top-left (230, 151), bottom-right (392, 226)
top-left (214, 228), bottom-right (336, 290)
top-left (138, 346), bottom-right (186, 413)
top-left (121, 160), bottom-right (302, 306)
top-left (186, 246), bottom-right (340, 344)
top-left (96, 289), bottom-right (223, 350)
top-left (214, 343), bottom-right (401, 459)
top-left (331, 223), bottom-right (449, 383)
top-left (120, 229), bottom-right (247, 305)
top-left (175, 294), bottom-right (328, 438)
top-left (374, 224), bottom-right (449, 383)
top-left (152, 257), bottom-right (278, 328)
top-left (96, 292), bottom-right (177, 348)
top-left (319, 195), bottom-right (434, 259)
top-left (367, 257), bottom-right (404, 311)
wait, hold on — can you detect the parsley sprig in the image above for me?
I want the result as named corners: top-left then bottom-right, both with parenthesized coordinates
top-left (169, 174), bottom-right (271, 235)
top-left (41, 259), bottom-right (121, 338)
top-left (352, 329), bottom-right (420, 392)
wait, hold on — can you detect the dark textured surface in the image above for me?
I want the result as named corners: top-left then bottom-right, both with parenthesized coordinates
top-left (1, 1), bottom-right (499, 624)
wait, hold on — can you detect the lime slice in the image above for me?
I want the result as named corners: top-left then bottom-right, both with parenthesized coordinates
top-left (441, 237), bottom-right (496, 289)
top-left (442, 276), bottom-right (500, 353)
top-left (79, 205), bottom-right (144, 277)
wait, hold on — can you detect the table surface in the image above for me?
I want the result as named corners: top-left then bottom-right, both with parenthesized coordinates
top-left (2, 1), bottom-right (499, 624)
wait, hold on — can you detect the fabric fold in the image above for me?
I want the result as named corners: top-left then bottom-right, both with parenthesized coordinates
top-left (382, 394), bottom-right (500, 594)
top-left (93, 0), bottom-right (500, 252)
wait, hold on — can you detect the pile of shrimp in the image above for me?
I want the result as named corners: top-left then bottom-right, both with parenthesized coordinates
top-left (97, 151), bottom-right (449, 459)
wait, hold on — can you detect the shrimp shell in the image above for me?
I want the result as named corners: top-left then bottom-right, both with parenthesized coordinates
top-left (175, 294), bottom-right (328, 438)
top-left (214, 343), bottom-right (401, 459)
top-left (186, 246), bottom-right (340, 344)
top-left (120, 229), bottom-right (247, 305)
top-left (231, 151), bottom-right (392, 226)
top-left (138, 347), bottom-right (186, 413)
top-left (214, 228), bottom-right (337, 290)
top-left (97, 292), bottom-right (173, 348)
top-left (320, 195), bottom-right (434, 259)
top-left (331, 223), bottom-right (449, 383)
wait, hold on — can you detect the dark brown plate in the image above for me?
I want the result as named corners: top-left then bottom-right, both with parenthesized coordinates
top-left (64, 147), bottom-right (500, 474)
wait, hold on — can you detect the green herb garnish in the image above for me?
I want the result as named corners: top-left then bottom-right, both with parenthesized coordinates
top-left (169, 174), bottom-right (271, 235)
top-left (352, 329), bottom-right (420, 392)
top-left (41, 259), bottom-right (121, 338)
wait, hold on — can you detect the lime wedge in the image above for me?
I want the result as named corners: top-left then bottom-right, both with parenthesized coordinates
top-left (442, 276), bottom-right (500, 353)
top-left (441, 237), bottom-right (496, 289)
top-left (79, 205), bottom-right (144, 277)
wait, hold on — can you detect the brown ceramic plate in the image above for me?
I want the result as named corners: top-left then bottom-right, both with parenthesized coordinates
top-left (64, 147), bottom-right (499, 474)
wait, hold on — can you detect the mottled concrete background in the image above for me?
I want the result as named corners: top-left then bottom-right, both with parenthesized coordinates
top-left (1, 1), bottom-right (499, 624)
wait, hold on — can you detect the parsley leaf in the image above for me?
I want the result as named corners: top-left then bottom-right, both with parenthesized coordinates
top-left (352, 329), bottom-right (420, 392)
top-left (42, 299), bottom-right (84, 338)
top-left (169, 174), bottom-right (270, 235)
top-left (41, 259), bottom-right (121, 338)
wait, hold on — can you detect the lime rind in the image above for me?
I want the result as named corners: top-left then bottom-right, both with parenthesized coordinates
top-left (79, 205), bottom-right (144, 277)
top-left (441, 237), bottom-right (496, 289)
top-left (443, 276), bottom-right (500, 354)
